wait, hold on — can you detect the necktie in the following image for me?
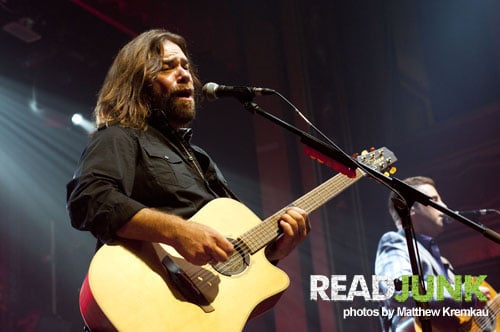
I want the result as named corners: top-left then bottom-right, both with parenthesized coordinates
top-left (429, 239), bottom-right (448, 278)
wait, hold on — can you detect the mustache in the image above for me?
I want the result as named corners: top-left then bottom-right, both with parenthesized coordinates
top-left (171, 85), bottom-right (194, 97)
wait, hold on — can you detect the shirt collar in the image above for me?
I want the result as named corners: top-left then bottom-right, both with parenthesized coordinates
top-left (150, 120), bottom-right (193, 143)
top-left (397, 230), bottom-right (436, 250)
top-left (415, 233), bottom-right (436, 250)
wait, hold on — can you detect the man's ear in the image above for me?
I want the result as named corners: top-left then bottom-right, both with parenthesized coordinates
top-left (409, 205), bottom-right (416, 216)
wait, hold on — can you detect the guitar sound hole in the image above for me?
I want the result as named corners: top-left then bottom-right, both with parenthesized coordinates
top-left (212, 239), bottom-right (250, 276)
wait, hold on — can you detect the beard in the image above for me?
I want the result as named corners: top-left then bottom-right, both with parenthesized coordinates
top-left (149, 88), bottom-right (196, 128)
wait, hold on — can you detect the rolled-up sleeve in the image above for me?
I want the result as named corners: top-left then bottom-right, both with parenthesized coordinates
top-left (66, 126), bottom-right (146, 243)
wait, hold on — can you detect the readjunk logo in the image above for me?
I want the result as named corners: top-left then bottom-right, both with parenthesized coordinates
top-left (309, 274), bottom-right (489, 319)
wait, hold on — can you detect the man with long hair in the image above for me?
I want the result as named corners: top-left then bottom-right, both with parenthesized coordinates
top-left (67, 28), bottom-right (309, 268)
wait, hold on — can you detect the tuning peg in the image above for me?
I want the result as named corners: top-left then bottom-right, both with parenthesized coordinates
top-left (383, 167), bottom-right (397, 176)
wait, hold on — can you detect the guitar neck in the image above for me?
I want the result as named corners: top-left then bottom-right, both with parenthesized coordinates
top-left (474, 293), bottom-right (500, 328)
top-left (240, 168), bottom-right (366, 253)
top-left (291, 168), bottom-right (365, 214)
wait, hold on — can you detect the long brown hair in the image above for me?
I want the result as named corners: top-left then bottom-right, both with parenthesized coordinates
top-left (94, 29), bottom-right (201, 129)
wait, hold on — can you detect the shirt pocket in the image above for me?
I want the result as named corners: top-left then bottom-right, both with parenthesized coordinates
top-left (142, 145), bottom-right (194, 189)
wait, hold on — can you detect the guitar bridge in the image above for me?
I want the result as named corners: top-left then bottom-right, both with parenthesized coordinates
top-left (161, 255), bottom-right (215, 313)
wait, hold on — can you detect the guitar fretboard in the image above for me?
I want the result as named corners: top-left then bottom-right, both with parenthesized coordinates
top-left (240, 168), bottom-right (365, 253)
top-left (472, 293), bottom-right (500, 331)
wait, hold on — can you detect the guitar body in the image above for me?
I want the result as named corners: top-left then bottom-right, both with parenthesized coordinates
top-left (78, 147), bottom-right (397, 331)
top-left (413, 281), bottom-right (499, 332)
top-left (80, 198), bottom-right (290, 331)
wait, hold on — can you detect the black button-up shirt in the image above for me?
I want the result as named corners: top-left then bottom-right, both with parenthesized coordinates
top-left (66, 124), bottom-right (236, 244)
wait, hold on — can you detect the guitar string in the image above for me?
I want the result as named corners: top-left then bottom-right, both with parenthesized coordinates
top-left (184, 175), bottom-right (349, 285)
top-left (187, 172), bottom-right (364, 284)
top-left (472, 294), bottom-right (499, 330)
top-left (184, 154), bottom-right (391, 294)
top-left (215, 172), bottom-right (363, 276)
top-left (213, 174), bottom-right (359, 275)
top-left (243, 173), bottom-right (361, 250)
top-left (180, 158), bottom-right (390, 312)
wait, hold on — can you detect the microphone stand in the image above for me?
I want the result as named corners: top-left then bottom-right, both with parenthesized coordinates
top-left (239, 99), bottom-right (500, 243)
top-left (241, 100), bottom-right (358, 171)
top-left (387, 178), bottom-right (500, 244)
top-left (390, 197), bottom-right (433, 332)
top-left (239, 98), bottom-right (500, 332)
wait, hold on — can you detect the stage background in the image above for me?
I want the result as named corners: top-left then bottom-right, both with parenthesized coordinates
top-left (0, 1), bottom-right (499, 331)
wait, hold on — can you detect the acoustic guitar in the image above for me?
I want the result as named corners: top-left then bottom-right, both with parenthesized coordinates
top-left (79, 147), bottom-right (396, 331)
top-left (412, 281), bottom-right (499, 332)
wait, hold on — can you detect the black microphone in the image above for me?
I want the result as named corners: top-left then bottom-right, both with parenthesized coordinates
top-left (444, 209), bottom-right (499, 223)
top-left (202, 82), bottom-right (275, 101)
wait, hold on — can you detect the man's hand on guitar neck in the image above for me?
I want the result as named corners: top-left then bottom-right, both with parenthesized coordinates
top-left (265, 207), bottom-right (310, 263)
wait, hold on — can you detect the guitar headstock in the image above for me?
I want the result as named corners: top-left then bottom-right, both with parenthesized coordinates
top-left (304, 145), bottom-right (397, 178)
top-left (354, 147), bottom-right (397, 176)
